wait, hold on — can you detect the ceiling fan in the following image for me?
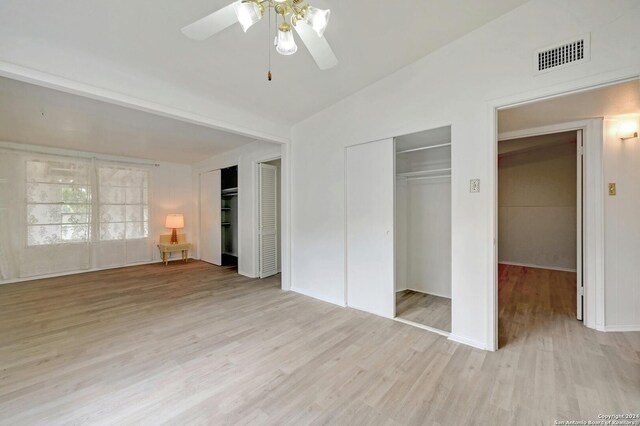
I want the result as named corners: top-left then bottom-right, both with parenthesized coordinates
top-left (181, 0), bottom-right (338, 78)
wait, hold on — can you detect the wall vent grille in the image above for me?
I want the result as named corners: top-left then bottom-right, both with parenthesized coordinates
top-left (534, 35), bottom-right (590, 74)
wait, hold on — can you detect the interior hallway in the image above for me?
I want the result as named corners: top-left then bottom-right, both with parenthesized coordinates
top-left (0, 262), bottom-right (638, 424)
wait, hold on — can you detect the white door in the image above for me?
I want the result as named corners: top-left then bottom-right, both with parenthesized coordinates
top-left (200, 170), bottom-right (222, 265)
top-left (576, 129), bottom-right (584, 320)
top-left (346, 138), bottom-right (395, 318)
top-left (258, 163), bottom-right (278, 278)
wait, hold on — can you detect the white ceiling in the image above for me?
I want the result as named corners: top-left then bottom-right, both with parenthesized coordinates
top-left (499, 79), bottom-right (640, 133)
top-left (0, 77), bottom-right (259, 163)
top-left (0, 0), bottom-right (530, 128)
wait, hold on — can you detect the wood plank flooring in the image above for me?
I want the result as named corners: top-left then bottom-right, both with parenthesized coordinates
top-left (0, 261), bottom-right (638, 425)
top-left (395, 290), bottom-right (451, 333)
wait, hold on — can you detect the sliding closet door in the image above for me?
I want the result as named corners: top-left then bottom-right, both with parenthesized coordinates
top-left (346, 138), bottom-right (395, 318)
top-left (258, 163), bottom-right (279, 278)
top-left (200, 170), bottom-right (222, 265)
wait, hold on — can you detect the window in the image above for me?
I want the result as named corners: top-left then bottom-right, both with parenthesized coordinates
top-left (26, 160), bottom-right (92, 246)
top-left (98, 166), bottom-right (149, 241)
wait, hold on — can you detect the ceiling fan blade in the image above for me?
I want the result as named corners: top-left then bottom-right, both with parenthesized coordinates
top-left (181, 2), bottom-right (238, 41)
top-left (293, 21), bottom-right (338, 70)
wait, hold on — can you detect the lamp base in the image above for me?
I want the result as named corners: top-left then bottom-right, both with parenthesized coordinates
top-left (171, 228), bottom-right (178, 244)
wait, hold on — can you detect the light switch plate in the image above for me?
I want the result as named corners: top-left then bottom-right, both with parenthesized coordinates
top-left (470, 179), bottom-right (480, 193)
top-left (608, 183), bottom-right (616, 196)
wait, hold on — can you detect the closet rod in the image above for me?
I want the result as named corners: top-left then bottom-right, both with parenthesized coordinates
top-left (396, 142), bottom-right (451, 154)
top-left (406, 174), bottom-right (451, 181)
top-left (397, 167), bottom-right (451, 177)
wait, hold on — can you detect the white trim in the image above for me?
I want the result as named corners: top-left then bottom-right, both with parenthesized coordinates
top-left (498, 262), bottom-right (577, 273)
top-left (394, 317), bottom-right (450, 337)
top-left (599, 325), bottom-right (640, 332)
top-left (448, 333), bottom-right (487, 350)
top-left (0, 60), bottom-right (289, 144)
top-left (290, 285), bottom-right (347, 307)
top-left (0, 259), bottom-right (174, 285)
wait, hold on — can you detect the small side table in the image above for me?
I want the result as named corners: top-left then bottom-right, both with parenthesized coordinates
top-left (158, 234), bottom-right (192, 265)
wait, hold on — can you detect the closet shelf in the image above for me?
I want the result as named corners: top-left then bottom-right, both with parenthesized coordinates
top-left (407, 174), bottom-right (451, 181)
top-left (221, 207), bottom-right (231, 210)
top-left (221, 187), bottom-right (238, 196)
top-left (397, 167), bottom-right (451, 177)
top-left (221, 222), bottom-right (232, 226)
top-left (396, 142), bottom-right (451, 154)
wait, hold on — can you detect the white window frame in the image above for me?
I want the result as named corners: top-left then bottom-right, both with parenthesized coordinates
top-left (25, 159), bottom-right (92, 247)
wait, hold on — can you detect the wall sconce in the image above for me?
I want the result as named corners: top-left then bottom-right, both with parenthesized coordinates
top-left (165, 214), bottom-right (185, 244)
top-left (618, 121), bottom-right (638, 140)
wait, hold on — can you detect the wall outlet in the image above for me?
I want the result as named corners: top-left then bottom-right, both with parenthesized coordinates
top-left (608, 182), bottom-right (616, 196)
top-left (470, 179), bottom-right (480, 193)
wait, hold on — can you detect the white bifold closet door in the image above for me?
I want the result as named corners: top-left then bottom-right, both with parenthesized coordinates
top-left (346, 138), bottom-right (395, 318)
top-left (258, 163), bottom-right (278, 278)
top-left (200, 170), bottom-right (222, 265)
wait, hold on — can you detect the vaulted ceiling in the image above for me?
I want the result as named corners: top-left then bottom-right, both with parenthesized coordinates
top-left (0, 0), bottom-right (530, 138)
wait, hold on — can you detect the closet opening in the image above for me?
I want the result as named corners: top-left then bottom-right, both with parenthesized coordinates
top-left (394, 125), bottom-right (452, 334)
top-left (221, 165), bottom-right (238, 267)
top-left (256, 158), bottom-right (281, 279)
top-left (199, 164), bottom-right (238, 268)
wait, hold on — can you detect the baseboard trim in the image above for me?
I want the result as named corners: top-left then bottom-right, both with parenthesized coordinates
top-left (600, 324), bottom-right (640, 332)
top-left (498, 261), bottom-right (576, 273)
top-left (290, 286), bottom-right (347, 307)
top-left (397, 287), bottom-right (452, 300)
top-left (0, 259), bottom-right (180, 285)
top-left (448, 333), bottom-right (487, 350)
top-left (394, 317), bottom-right (450, 337)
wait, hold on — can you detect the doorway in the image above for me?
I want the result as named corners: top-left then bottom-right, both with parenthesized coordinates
top-left (394, 126), bottom-right (452, 334)
top-left (200, 165), bottom-right (239, 268)
top-left (497, 130), bottom-right (583, 347)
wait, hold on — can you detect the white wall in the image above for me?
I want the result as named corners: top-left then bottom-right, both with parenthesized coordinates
top-left (395, 178), bottom-right (408, 292)
top-left (150, 162), bottom-right (194, 262)
top-left (290, 0), bottom-right (640, 348)
top-left (193, 140), bottom-right (282, 278)
top-left (405, 179), bottom-right (452, 298)
top-left (498, 142), bottom-right (577, 271)
top-left (604, 116), bottom-right (640, 330)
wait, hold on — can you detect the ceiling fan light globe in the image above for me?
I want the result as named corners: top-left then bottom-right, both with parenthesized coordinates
top-left (234, 1), bottom-right (262, 32)
top-left (305, 7), bottom-right (330, 37)
top-left (276, 29), bottom-right (298, 55)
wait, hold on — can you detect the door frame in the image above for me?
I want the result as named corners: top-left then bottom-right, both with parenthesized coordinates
top-left (197, 163), bottom-right (237, 266)
top-left (497, 125), bottom-right (587, 323)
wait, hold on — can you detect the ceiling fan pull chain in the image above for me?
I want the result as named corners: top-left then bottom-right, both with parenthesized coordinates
top-left (267, 2), bottom-right (272, 81)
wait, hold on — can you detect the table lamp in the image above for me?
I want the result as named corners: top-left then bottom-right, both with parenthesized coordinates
top-left (165, 214), bottom-right (184, 244)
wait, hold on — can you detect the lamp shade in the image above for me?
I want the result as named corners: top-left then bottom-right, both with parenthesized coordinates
top-left (276, 28), bottom-right (297, 55)
top-left (234, 1), bottom-right (262, 32)
top-left (165, 214), bottom-right (184, 229)
top-left (305, 7), bottom-right (330, 37)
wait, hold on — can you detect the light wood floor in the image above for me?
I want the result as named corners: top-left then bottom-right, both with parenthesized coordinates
top-left (1, 262), bottom-right (639, 425)
top-left (396, 290), bottom-right (451, 333)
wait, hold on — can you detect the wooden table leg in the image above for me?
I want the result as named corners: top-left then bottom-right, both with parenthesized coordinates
top-left (163, 252), bottom-right (168, 266)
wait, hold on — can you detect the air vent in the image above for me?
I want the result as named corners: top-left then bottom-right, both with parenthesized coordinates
top-left (534, 34), bottom-right (590, 74)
